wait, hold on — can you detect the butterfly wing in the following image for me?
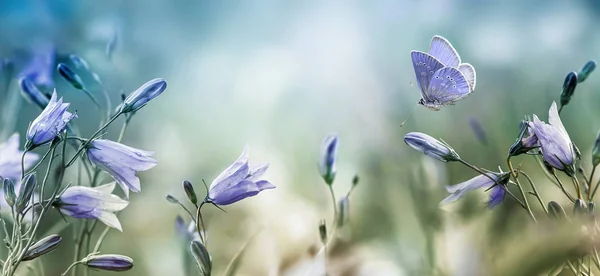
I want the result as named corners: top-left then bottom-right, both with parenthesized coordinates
top-left (411, 51), bottom-right (444, 100)
top-left (429, 36), bottom-right (461, 67)
top-left (425, 67), bottom-right (471, 104)
top-left (458, 63), bottom-right (476, 91)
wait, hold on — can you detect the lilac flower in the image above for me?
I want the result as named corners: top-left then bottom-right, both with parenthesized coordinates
top-left (508, 120), bottom-right (538, 157)
top-left (55, 183), bottom-right (128, 231)
top-left (440, 172), bottom-right (510, 209)
top-left (121, 78), bottom-right (167, 113)
top-left (207, 146), bottom-right (275, 206)
top-left (17, 43), bottom-right (55, 88)
top-left (26, 91), bottom-right (77, 147)
top-left (0, 134), bottom-right (39, 182)
top-left (530, 102), bottom-right (576, 175)
top-left (318, 135), bottom-right (338, 185)
top-left (87, 139), bottom-right (157, 198)
top-left (83, 254), bottom-right (133, 272)
top-left (404, 132), bottom-right (460, 162)
top-left (19, 78), bottom-right (50, 109)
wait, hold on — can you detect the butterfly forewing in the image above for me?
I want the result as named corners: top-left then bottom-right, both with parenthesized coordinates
top-left (429, 36), bottom-right (461, 67)
top-left (411, 51), bottom-right (444, 101)
top-left (458, 63), bottom-right (476, 91)
top-left (425, 67), bottom-right (471, 104)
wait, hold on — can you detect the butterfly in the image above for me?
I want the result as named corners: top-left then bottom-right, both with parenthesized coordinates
top-left (411, 35), bottom-right (476, 111)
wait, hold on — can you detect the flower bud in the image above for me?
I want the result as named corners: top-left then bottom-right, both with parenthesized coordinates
top-left (22, 234), bottom-right (62, 261)
top-left (15, 174), bottom-right (36, 214)
top-left (404, 132), bottom-right (460, 162)
top-left (83, 254), bottom-right (133, 272)
top-left (318, 219), bottom-right (327, 244)
top-left (190, 241), bottom-right (211, 276)
top-left (318, 135), bottom-right (338, 186)
top-left (57, 63), bottom-right (85, 90)
top-left (559, 71), bottom-right (578, 109)
top-left (573, 199), bottom-right (586, 216)
top-left (578, 60), bottom-right (596, 83)
top-left (166, 194), bottom-right (180, 204)
top-left (592, 131), bottom-right (600, 167)
top-left (121, 78), bottom-right (167, 113)
top-left (183, 180), bottom-right (198, 205)
top-left (508, 120), bottom-right (537, 157)
top-left (3, 178), bottom-right (16, 207)
top-left (352, 174), bottom-right (359, 187)
top-left (336, 197), bottom-right (350, 228)
top-left (19, 78), bottom-right (50, 109)
top-left (548, 201), bottom-right (567, 220)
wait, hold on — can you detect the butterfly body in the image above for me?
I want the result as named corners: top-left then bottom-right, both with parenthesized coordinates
top-left (411, 36), bottom-right (476, 110)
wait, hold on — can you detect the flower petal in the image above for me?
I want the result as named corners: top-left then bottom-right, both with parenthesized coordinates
top-left (210, 180), bottom-right (260, 205)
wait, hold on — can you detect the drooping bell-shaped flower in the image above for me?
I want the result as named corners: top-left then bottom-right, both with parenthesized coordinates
top-left (207, 146), bottom-right (275, 206)
top-left (440, 172), bottom-right (510, 209)
top-left (530, 102), bottom-right (576, 175)
top-left (87, 139), bottom-right (157, 198)
top-left (26, 90), bottom-right (77, 147)
top-left (54, 183), bottom-right (128, 231)
top-left (404, 132), bottom-right (460, 162)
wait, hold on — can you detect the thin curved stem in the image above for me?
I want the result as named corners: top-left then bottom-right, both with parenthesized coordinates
top-left (552, 171), bottom-right (576, 203)
top-left (66, 112), bottom-right (122, 167)
top-left (507, 159), bottom-right (537, 222)
top-left (590, 165), bottom-right (599, 201)
top-left (92, 225), bottom-right (111, 253)
top-left (572, 177), bottom-right (583, 200)
top-left (61, 261), bottom-right (82, 276)
top-left (327, 185), bottom-right (337, 231)
top-left (195, 202), bottom-right (207, 246)
top-left (518, 170), bottom-right (549, 214)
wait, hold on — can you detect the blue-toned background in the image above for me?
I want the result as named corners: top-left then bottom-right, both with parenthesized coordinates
top-left (1, 0), bottom-right (600, 275)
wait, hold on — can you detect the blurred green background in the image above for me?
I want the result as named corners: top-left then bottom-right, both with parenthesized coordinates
top-left (1, 0), bottom-right (600, 275)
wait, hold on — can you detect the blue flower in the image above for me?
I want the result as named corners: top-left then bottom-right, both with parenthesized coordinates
top-left (26, 90), bottom-right (77, 147)
top-left (207, 146), bottom-right (274, 206)
top-left (404, 132), bottom-right (460, 162)
top-left (530, 102), bottom-right (576, 175)
top-left (17, 43), bottom-right (55, 88)
top-left (318, 135), bottom-right (338, 185)
top-left (87, 139), bottom-right (157, 198)
top-left (121, 78), bottom-right (167, 113)
top-left (440, 172), bottom-right (509, 209)
top-left (19, 78), bottom-right (50, 109)
top-left (55, 183), bottom-right (128, 231)
top-left (0, 133), bottom-right (39, 182)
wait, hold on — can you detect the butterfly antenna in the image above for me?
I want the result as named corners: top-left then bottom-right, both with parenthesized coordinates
top-left (400, 104), bottom-right (419, 128)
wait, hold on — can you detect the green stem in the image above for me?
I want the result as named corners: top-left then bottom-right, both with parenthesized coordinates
top-left (327, 185), bottom-right (337, 231)
top-left (61, 261), bottom-right (82, 276)
top-left (92, 225), bottom-right (111, 253)
top-left (117, 114), bottom-right (132, 143)
top-left (195, 202), bottom-right (207, 246)
top-left (552, 171), bottom-right (576, 203)
top-left (506, 159), bottom-right (537, 222)
top-left (65, 112), bottom-right (122, 167)
top-left (518, 170), bottom-right (548, 214)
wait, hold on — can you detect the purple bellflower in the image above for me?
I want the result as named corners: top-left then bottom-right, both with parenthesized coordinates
top-left (318, 135), bottom-right (338, 185)
top-left (440, 172), bottom-right (510, 209)
top-left (530, 102), bottom-right (576, 175)
top-left (55, 183), bottom-right (128, 231)
top-left (17, 43), bottom-right (55, 88)
top-left (206, 146), bottom-right (275, 206)
top-left (87, 139), bottom-right (157, 198)
top-left (26, 90), bottom-right (77, 148)
top-left (404, 132), bottom-right (460, 162)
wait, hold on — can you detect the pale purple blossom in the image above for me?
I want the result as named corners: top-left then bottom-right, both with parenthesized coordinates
top-left (440, 172), bottom-right (509, 209)
top-left (207, 146), bottom-right (275, 205)
top-left (318, 135), bottom-right (338, 185)
top-left (55, 183), bottom-right (128, 231)
top-left (121, 78), bottom-right (167, 113)
top-left (530, 102), bottom-right (576, 175)
top-left (404, 132), bottom-right (460, 162)
top-left (87, 139), bottom-right (157, 198)
top-left (26, 91), bottom-right (77, 147)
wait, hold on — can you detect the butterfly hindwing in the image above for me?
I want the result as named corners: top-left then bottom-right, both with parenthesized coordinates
top-left (425, 67), bottom-right (471, 104)
top-left (429, 36), bottom-right (461, 67)
top-left (458, 63), bottom-right (476, 91)
top-left (411, 51), bottom-right (444, 100)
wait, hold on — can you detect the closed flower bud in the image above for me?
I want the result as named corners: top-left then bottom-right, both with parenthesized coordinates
top-left (19, 78), bottom-right (50, 109)
top-left (592, 131), bottom-right (600, 167)
top-left (83, 254), bottom-right (133, 272)
top-left (166, 194), bottom-right (180, 204)
top-left (404, 132), bottom-right (460, 162)
top-left (559, 71), bottom-right (578, 110)
top-left (22, 234), bottom-right (62, 261)
top-left (318, 135), bottom-right (338, 186)
top-left (352, 174), bottom-right (359, 187)
top-left (318, 219), bottom-right (327, 244)
top-left (573, 199), bottom-right (586, 216)
top-left (548, 201), bottom-right (567, 220)
top-left (57, 63), bottom-right (85, 90)
top-left (15, 174), bottom-right (36, 214)
top-left (183, 180), bottom-right (198, 205)
top-left (121, 78), bottom-right (167, 113)
top-left (3, 178), bottom-right (16, 207)
top-left (508, 120), bottom-right (538, 157)
top-left (190, 241), bottom-right (211, 276)
top-left (578, 60), bottom-right (596, 83)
